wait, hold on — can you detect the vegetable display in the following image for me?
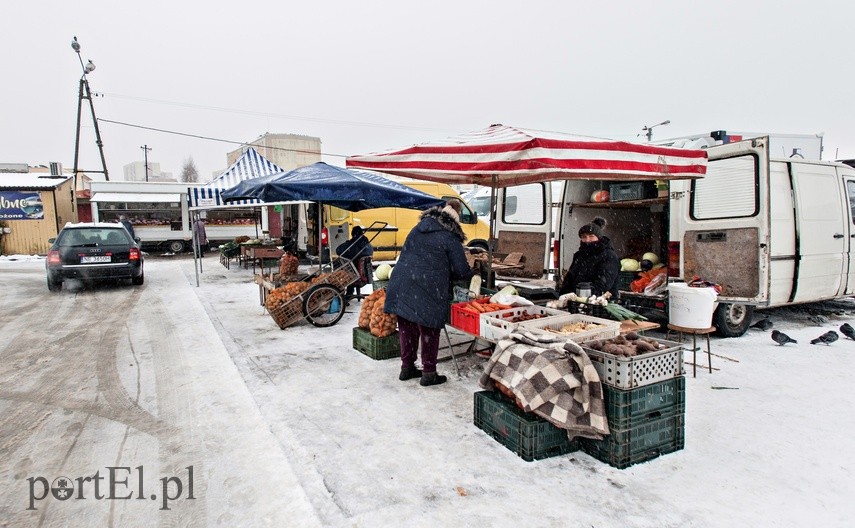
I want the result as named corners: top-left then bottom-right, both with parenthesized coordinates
top-left (369, 295), bottom-right (397, 337)
top-left (359, 289), bottom-right (397, 337)
top-left (265, 281), bottom-right (310, 310)
top-left (279, 253), bottom-right (299, 276)
top-left (545, 321), bottom-right (607, 335)
top-left (585, 332), bottom-right (667, 357)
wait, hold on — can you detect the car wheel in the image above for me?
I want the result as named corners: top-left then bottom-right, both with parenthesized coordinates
top-left (167, 240), bottom-right (185, 253)
top-left (467, 240), bottom-right (489, 251)
top-left (713, 303), bottom-right (753, 337)
top-left (132, 269), bottom-right (144, 285)
top-left (47, 275), bottom-right (62, 292)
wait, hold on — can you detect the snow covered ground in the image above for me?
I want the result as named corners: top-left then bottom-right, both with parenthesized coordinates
top-left (2, 253), bottom-right (854, 527)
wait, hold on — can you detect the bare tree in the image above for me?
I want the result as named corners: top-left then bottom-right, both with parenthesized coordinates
top-left (181, 157), bottom-right (200, 183)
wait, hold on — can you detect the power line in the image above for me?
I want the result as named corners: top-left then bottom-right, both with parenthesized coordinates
top-left (99, 92), bottom-right (455, 133)
top-left (97, 118), bottom-right (349, 158)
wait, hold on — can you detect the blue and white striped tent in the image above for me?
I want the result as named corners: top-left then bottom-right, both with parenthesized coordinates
top-left (188, 147), bottom-right (284, 210)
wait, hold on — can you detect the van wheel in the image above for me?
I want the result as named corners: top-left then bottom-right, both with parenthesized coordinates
top-left (713, 303), bottom-right (753, 337)
top-left (167, 240), bottom-right (185, 253)
top-left (467, 240), bottom-right (489, 251)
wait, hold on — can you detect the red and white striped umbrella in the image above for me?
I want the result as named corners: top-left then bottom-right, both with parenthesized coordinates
top-left (346, 124), bottom-right (707, 187)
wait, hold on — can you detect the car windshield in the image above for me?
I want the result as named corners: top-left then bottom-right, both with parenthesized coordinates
top-left (58, 228), bottom-right (129, 247)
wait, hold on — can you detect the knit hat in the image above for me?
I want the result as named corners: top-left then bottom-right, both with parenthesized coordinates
top-left (578, 217), bottom-right (606, 239)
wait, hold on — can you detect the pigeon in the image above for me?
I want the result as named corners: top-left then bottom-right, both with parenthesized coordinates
top-left (771, 330), bottom-right (798, 345)
top-left (840, 323), bottom-right (855, 340)
top-left (811, 331), bottom-right (839, 345)
top-left (750, 317), bottom-right (773, 331)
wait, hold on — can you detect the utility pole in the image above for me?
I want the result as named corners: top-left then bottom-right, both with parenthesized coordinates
top-left (71, 36), bottom-right (109, 185)
top-left (140, 145), bottom-right (152, 182)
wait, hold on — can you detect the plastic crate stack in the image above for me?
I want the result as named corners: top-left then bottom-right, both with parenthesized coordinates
top-left (473, 390), bottom-right (580, 462)
top-left (579, 336), bottom-right (686, 469)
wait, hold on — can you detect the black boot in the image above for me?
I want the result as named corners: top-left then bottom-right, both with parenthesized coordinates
top-left (399, 365), bottom-right (422, 381)
top-left (420, 372), bottom-right (447, 386)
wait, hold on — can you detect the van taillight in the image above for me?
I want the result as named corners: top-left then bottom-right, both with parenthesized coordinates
top-left (321, 227), bottom-right (329, 247)
top-left (668, 241), bottom-right (680, 277)
top-left (129, 248), bottom-right (140, 261)
top-left (47, 250), bottom-right (61, 265)
top-left (553, 239), bottom-right (560, 269)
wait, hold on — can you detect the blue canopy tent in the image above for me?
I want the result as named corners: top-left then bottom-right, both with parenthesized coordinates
top-left (221, 162), bottom-right (446, 265)
top-left (221, 162), bottom-right (445, 212)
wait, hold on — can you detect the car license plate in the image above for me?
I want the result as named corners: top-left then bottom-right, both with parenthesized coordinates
top-left (81, 255), bottom-right (111, 263)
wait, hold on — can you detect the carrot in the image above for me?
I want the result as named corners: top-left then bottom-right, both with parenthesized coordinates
top-left (462, 305), bottom-right (479, 313)
top-left (470, 301), bottom-right (486, 313)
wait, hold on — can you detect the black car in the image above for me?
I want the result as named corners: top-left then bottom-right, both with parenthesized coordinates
top-left (46, 223), bottom-right (145, 291)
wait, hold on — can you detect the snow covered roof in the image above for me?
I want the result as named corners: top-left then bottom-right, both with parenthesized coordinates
top-left (0, 173), bottom-right (72, 189)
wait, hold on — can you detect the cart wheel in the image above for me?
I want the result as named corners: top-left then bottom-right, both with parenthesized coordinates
top-left (302, 284), bottom-right (346, 327)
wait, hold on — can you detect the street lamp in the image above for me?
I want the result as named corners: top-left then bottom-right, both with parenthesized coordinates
top-left (641, 119), bottom-right (671, 142)
top-left (71, 36), bottom-right (109, 184)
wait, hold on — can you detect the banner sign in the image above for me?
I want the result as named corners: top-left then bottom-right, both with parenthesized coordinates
top-left (0, 191), bottom-right (44, 220)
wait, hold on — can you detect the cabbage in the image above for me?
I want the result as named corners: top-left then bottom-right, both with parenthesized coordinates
top-left (375, 263), bottom-right (393, 280)
top-left (620, 258), bottom-right (640, 272)
top-left (642, 252), bottom-right (660, 265)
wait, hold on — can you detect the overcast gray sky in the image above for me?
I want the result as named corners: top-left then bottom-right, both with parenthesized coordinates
top-left (3, 0), bottom-right (853, 180)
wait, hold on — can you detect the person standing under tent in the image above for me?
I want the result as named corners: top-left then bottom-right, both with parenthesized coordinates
top-left (559, 217), bottom-right (620, 298)
top-left (384, 199), bottom-right (473, 387)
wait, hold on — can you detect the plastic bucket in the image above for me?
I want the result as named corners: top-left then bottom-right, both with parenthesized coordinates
top-left (668, 283), bottom-right (718, 329)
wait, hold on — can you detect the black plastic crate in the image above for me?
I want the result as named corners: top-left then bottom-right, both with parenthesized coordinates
top-left (352, 327), bottom-right (400, 360)
top-left (473, 390), bottom-right (580, 462)
top-left (566, 301), bottom-right (612, 319)
top-left (608, 181), bottom-right (658, 202)
top-left (617, 271), bottom-right (639, 292)
top-left (580, 410), bottom-right (684, 469)
top-left (602, 377), bottom-right (686, 430)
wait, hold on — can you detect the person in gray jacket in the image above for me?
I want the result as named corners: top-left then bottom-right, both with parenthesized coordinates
top-left (384, 199), bottom-right (473, 386)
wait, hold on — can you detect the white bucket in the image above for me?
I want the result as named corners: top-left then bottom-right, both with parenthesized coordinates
top-left (668, 283), bottom-right (718, 329)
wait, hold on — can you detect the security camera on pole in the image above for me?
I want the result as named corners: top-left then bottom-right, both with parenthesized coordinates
top-left (71, 36), bottom-right (109, 187)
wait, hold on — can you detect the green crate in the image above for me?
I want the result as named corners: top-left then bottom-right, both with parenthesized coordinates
top-left (352, 327), bottom-right (400, 360)
top-left (603, 377), bottom-right (686, 430)
top-left (473, 391), bottom-right (580, 462)
top-left (580, 410), bottom-right (684, 469)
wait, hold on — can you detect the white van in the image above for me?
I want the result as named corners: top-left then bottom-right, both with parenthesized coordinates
top-left (492, 136), bottom-right (855, 337)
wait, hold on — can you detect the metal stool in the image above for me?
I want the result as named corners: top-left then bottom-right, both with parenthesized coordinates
top-left (666, 324), bottom-right (715, 378)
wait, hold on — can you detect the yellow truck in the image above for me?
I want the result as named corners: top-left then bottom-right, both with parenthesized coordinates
top-left (321, 179), bottom-right (490, 261)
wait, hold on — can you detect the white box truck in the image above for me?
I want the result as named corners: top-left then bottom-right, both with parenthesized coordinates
top-left (492, 136), bottom-right (855, 337)
top-left (90, 181), bottom-right (266, 253)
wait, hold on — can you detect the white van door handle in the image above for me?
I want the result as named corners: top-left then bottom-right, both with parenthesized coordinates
top-left (833, 233), bottom-right (845, 239)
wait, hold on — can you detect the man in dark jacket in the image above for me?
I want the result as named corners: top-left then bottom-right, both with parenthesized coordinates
top-left (335, 225), bottom-right (373, 261)
top-left (384, 200), bottom-right (473, 387)
top-left (559, 217), bottom-right (620, 298)
top-left (336, 226), bottom-right (374, 300)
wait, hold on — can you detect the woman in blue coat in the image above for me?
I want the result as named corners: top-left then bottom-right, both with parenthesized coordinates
top-left (384, 200), bottom-right (473, 386)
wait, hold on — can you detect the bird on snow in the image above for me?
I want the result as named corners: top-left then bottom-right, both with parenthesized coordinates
top-left (811, 331), bottom-right (839, 345)
top-left (750, 317), bottom-right (773, 331)
top-left (840, 323), bottom-right (855, 340)
top-left (771, 330), bottom-right (798, 345)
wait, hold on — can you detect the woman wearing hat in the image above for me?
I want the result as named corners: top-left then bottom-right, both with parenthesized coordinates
top-left (558, 217), bottom-right (620, 298)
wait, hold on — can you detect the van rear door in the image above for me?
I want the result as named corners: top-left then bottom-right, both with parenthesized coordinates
top-left (672, 137), bottom-right (771, 305)
top-left (493, 182), bottom-right (552, 278)
top-left (789, 162), bottom-right (849, 300)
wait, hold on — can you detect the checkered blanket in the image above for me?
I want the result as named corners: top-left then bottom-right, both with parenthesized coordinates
top-left (478, 330), bottom-right (610, 440)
